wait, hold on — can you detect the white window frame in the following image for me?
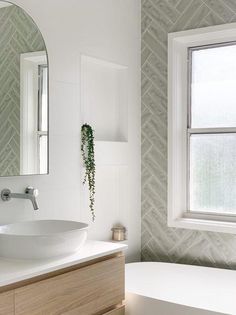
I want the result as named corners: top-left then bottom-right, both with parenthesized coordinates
top-left (168, 22), bottom-right (236, 234)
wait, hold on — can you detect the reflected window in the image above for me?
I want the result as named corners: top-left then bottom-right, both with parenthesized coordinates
top-left (20, 51), bottom-right (48, 175)
top-left (38, 65), bottom-right (48, 174)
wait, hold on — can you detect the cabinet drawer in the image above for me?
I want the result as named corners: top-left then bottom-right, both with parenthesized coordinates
top-left (0, 291), bottom-right (14, 315)
top-left (15, 255), bottom-right (124, 315)
top-left (103, 305), bottom-right (125, 315)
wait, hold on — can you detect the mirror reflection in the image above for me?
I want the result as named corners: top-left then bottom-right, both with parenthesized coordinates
top-left (0, 1), bottom-right (48, 176)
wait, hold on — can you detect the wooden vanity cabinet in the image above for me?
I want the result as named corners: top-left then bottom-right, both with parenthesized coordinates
top-left (103, 306), bottom-right (125, 314)
top-left (0, 291), bottom-right (14, 315)
top-left (0, 253), bottom-right (125, 315)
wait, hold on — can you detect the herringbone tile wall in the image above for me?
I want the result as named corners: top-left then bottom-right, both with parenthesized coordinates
top-left (141, 0), bottom-right (236, 269)
top-left (0, 5), bottom-right (45, 176)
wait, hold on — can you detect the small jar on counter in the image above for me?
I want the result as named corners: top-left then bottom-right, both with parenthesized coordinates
top-left (111, 225), bottom-right (126, 241)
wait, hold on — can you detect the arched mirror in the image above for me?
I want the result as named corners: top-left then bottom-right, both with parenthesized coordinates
top-left (0, 1), bottom-right (48, 176)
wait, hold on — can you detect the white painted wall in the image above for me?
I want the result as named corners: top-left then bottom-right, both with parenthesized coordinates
top-left (0, 0), bottom-right (141, 261)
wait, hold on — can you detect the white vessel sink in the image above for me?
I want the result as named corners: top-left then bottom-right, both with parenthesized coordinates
top-left (0, 220), bottom-right (88, 260)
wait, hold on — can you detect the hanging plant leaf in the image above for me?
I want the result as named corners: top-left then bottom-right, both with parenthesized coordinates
top-left (81, 124), bottom-right (96, 221)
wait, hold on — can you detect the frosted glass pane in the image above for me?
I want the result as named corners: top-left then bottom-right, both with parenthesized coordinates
top-left (41, 66), bottom-right (48, 132)
top-left (39, 135), bottom-right (48, 174)
top-left (190, 134), bottom-right (236, 213)
top-left (191, 45), bottom-right (236, 128)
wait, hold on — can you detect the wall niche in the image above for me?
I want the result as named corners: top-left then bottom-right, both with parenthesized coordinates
top-left (81, 55), bottom-right (128, 142)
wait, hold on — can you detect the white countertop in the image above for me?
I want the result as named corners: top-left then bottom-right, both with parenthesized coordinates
top-left (0, 240), bottom-right (127, 287)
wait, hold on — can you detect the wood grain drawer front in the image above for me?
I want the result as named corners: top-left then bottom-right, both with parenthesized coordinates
top-left (0, 291), bottom-right (14, 315)
top-left (15, 255), bottom-right (125, 315)
top-left (103, 306), bottom-right (125, 315)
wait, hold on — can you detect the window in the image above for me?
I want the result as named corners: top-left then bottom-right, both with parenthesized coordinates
top-left (168, 23), bottom-right (236, 233)
top-left (189, 44), bottom-right (236, 215)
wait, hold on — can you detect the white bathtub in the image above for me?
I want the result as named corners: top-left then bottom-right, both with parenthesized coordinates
top-left (125, 262), bottom-right (236, 315)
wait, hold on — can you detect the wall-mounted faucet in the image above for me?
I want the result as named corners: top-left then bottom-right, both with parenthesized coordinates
top-left (1, 187), bottom-right (39, 210)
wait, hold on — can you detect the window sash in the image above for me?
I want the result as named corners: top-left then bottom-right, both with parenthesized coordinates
top-left (188, 127), bottom-right (236, 134)
top-left (187, 42), bottom-right (236, 130)
top-left (37, 133), bottom-right (48, 174)
top-left (187, 132), bottom-right (236, 215)
top-left (38, 64), bottom-right (48, 132)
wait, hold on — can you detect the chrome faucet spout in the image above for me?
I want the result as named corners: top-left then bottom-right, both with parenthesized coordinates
top-left (32, 199), bottom-right (39, 210)
top-left (28, 197), bottom-right (39, 210)
top-left (1, 187), bottom-right (39, 210)
top-left (25, 187), bottom-right (39, 210)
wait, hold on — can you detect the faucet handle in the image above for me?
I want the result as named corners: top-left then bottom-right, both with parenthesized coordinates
top-left (1, 188), bottom-right (11, 201)
top-left (25, 187), bottom-right (39, 197)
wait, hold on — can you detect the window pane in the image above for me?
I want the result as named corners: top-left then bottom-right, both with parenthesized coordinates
top-left (191, 44), bottom-right (236, 128)
top-left (38, 65), bottom-right (48, 132)
top-left (41, 66), bottom-right (48, 131)
top-left (39, 135), bottom-right (48, 174)
top-left (190, 134), bottom-right (236, 214)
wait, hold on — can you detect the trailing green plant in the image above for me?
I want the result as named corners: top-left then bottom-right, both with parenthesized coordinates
top-left (81, 124), bottom-right (96, 221)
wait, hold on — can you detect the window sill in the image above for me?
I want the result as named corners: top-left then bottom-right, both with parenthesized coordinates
top-left (168, 216), bottom-right (236, 234)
